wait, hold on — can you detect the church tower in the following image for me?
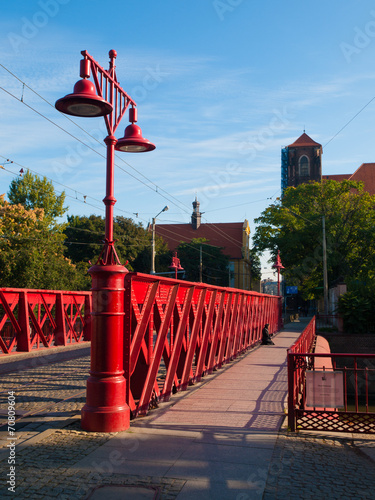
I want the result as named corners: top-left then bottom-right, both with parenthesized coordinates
top-left (281, 132), bottom-right (322, 195)
top-left (191, 197), bottom-right (202, 229)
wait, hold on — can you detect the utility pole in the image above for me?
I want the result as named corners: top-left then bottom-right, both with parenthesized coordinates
top-left (322, 215), bottom-right (329, 315)
top-left (150, 205), bottom-right (169, 274)
top-left (151, 217), bottom-right (156, 274)
top-left (199, 245), bottom-right (203, 282)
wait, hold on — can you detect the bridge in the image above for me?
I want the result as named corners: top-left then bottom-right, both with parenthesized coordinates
top-left (0, 278), bottom-right (375, 498)
top-left (0, 275), bottom-right (281, 429)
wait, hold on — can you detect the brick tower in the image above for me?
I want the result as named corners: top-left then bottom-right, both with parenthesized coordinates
top-left (281, 132), bottom-right (322, 194)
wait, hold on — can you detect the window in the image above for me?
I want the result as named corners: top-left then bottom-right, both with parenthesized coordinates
top-left (299, 155), bottom-right (309, 177)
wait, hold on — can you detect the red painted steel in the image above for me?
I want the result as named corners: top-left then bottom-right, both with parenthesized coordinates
top-left (0, 288), bottom-right (91, 354)
top-left (81, 265), bottom-right (130, 432)
top-left (288, 317), bottom-right (375, 433)
top-left (287, 317), bottom-right (316, 431)
top-left (124, 273), bottom-right (281, 418)
top-left (56, 50), bottom-right (155, 432)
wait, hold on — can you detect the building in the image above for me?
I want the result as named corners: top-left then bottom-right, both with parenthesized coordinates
top-left (281, 131), bottom-right (375, 195)
top-left (280, 132), bottom-right (375, 314)
top-left (281, 132), bottom-right (322, 193)
top-left (323, 163), bottom-right (375, 194)
top-left (155, 198), bottom-right (254, 290)
top-left (261, 279), bottom-right (278, 295)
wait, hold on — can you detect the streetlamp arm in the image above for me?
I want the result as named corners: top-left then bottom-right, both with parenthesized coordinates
top-left (154, 206), bottom-right (169, 219)
top-left (81, 50), bottom-right (136, 136)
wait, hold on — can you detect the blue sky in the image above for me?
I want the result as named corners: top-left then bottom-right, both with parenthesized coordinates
top-left (1, 1), bottom-right (375, 276)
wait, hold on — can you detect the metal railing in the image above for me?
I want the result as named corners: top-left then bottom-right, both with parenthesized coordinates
top-left (316, 314), bottom-right (340, 331)
top-left (124, 273), bottom-right (281, 417)
top-left (0, 288), bottom-right (92, 354)
top-left (1, 278), bottom-right (283, 420)
top-left (288, 317), bottom-right (375, 433)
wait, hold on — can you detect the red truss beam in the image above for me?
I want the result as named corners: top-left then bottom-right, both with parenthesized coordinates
top-left (0, 288), bottom-right (92, 354)
top-left (124, 273), bottom-right (281, 417)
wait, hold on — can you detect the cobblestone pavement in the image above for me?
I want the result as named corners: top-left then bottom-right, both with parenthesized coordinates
top-left (0, 420), bottom-right (186, 499)
top-left (263, 429), bottom-right (375, 500)
top-left (0, 346), bottom-right (375, 499)
top-left (0, 355), bottom-right (90, 432)
top-left (0, 352), bottom-right (186, 498)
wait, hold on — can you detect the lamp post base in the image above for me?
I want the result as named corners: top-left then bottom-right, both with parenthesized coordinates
top-left (81, 403), bottom-right (130, 433)
top-left (81, 263), bottom-right (130, 433)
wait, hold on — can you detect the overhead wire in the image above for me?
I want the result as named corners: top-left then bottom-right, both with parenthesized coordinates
top-left (0, 92), bottom-right (246, 253)
top-left (324, 95), bottom-right (375, 148)
top-left (0, 63), bottom-right (262, 250)
top-left (0, 160), bottom-right (235, 262)
top-left (0, 63), bottom-right (192, 213)
top-left (5, 61), bottom-right (371, 261)
top-left (1, 156), bottom-right (247, 262)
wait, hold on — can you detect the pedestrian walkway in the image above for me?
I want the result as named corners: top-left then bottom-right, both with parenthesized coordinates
top-left (0, 319), bottom-right (374, 499)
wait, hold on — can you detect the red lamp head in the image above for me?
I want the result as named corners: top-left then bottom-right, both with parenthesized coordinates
top-left (115, 124), bottom-right (156, 153)
top-left (273, 250), bottom-right (285, 271)
top-left (169, 251), bottom-right (184, 271)
top-left (55, 79), bottom-right (113, 117)
top-left (115, 106), bottom-right (155, 153)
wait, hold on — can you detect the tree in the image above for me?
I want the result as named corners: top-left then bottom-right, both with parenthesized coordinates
top-left (176, 238), bottom-right (230, 286)
top-left (248, 247), bottom-right (262, 285)
top-left (0, 197), bottom-right (88, 290)
top-left (8, 170), bottom-right (67, 223)
top-left (63, 215), bottom-right (169, 273)
top-left (253, 180), bottom-right (375, 300)
top-left (337, 287), bottom-right (374, 334)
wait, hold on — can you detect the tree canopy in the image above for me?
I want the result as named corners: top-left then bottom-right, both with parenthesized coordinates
top-left (0, 196), bottom-right (88, 290)
top-left (175, 238), bottom-right (230, 286)
top-left (2, 171), bottom-right (89, 290)
top-left (248, 247), bottom-right (262, 285)
top-left (253, 180), bottom-right (375, 299)
top-left (63, 215), bottom-right (169, 273)
top-left (8, 170), bottom-right (67, 223)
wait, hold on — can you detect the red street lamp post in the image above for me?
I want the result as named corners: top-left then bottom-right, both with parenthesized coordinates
top-left (55, 50), bottom-right (155, 432)
top-left (273, 250), bottom-right (285, 330)
top-left (169, 251), bottom-right (184, 280)
top-left (273, 250), bottom-right (284, 296)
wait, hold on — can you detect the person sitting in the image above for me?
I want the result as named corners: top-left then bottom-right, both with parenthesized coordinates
top-left (261, 323), bottom-right (274, 345)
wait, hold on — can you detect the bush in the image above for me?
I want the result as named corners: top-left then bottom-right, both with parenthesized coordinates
top-left (337, 290), bottom-right (374, 334)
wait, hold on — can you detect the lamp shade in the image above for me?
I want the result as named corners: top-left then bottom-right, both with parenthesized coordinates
top-left (115, 124), bottom-right (156, 153)
top-left (55, 79), bottom-right (113, 117)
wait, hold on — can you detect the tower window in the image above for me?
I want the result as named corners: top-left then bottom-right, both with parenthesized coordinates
top-left (299, 155), bottom-right (309, 177)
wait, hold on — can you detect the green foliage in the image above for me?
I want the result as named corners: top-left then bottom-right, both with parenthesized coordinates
top-left (249, 247), bottom-right (262, 283)
top-left (176, 238), bottom-right (230, 286)
top-left (64, 215), bottom-right (169, 273)
top-left (253, 180), bottom-right (375, 300)
top-left (337, 290), bottom-right (373, 334)
top-left (0, 198), bottom-right (88, 290)
top-left (8, 170), bottom-right (67, 223)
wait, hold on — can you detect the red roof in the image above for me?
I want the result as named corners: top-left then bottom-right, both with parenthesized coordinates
top-left (156, 222), bottom-right (245, 259)
top-left (322, 174), bottom-right (351, 182)
top-left (323, 163), bottom-right (375, 195)
top-left (288, 133), bottom-right (322, 148)
top-left (350, 163), bottom-right (375, 195)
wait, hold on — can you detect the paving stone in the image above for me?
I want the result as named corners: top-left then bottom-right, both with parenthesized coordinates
top-left (1, 329), bottom-right (374, 499)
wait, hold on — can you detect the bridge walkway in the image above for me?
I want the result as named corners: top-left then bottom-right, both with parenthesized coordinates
top-left (0, 319), bottom-right (374, 499)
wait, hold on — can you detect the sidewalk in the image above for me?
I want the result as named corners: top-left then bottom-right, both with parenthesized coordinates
top-left (0, 319), bottom-right (374, 499)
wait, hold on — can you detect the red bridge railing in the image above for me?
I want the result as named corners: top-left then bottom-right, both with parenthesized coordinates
top-left (287, 316), bottom-right (316, 430)
top-left (288, 317), bottom-right (375, 433)
top-left (0, 288), bottom-right (92, 354)
top-left (1, 278), bottom-right (282, 422)
top-left (124, 273), bottom-right (281, 417)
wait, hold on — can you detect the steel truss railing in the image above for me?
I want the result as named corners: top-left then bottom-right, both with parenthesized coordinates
top-left (0, 288), bottom-right (92, 354)
top-left (288, 317), bottom-right (375, 433)
top-left (124, 273), bottom-right (281, 417)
